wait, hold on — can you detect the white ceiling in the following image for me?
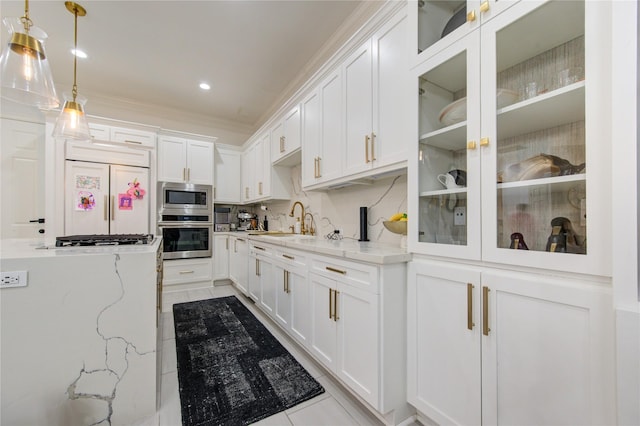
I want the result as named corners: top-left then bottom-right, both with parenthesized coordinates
top-left (0, 0), bottom-right (374, 135)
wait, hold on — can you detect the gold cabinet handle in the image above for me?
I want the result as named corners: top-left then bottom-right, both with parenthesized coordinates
top-left (254, 246), bottom-right (265, 251)
top-left (214, 187), bottom-right (216, 199)
top-left (326, 266), bottom-right (346, 275)
top-left (104, 195), bottom-right (108, 221)
top-left (480, 137), bottom-right (490, 147)
top-left (183, 168), bottom-right (186, 181)
top-left (111, 195), bottom-right (115, 220)
top-left (370, 132), bottom-right (376, 161)
top-left (282, 254), bottom-right (294, 260)
top-left (179, 270), bottom-right (194, 274)
top-left (317, 157), bottom-right (321, 178)
top-left (280, 136), bottom-right (285, 153)
top-left (329, 288), bottom-right (333, 319)
top-left (333, 290), bottom-right (339, 321)
top-left (255, 259), bottom-right (260, 276)
top-left (225, 238), bottom-right (229, 250)
top-left (467, 141), bottom-right (477, 150)
top-left (365, 134), bottom-right (371, 163)
top-left (284, 270), bottom-right (290, 293)
top-left (482, 286), bottom-right (490, 336)
top-left (480, 1), bottom-right (490, 13)
top-left (467, 9), bottom-right (476, 22)
top-left (234, 239), bottom-right (237, 253)
top-left (187, 168), bottom-right (191, 181)
top-left (467, 283), bottom-right (475, 330)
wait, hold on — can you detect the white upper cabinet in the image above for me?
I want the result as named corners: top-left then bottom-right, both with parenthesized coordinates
top-left (408, 0), bottom-right (611, 276)
top-left (88, 123), bottom-right (156, 149)
top-left (241, 134), bottom-right (290, 204)
top-left (271, 104), bottom-right (301, 165)
top-left (301, 69), bottom-right (344, 188)
top-left (214, 145), bottom-right (242, 203)
top-left (343, 9), bottom-right (409, 178)
top-left (157, 134), bottom-right (215, 185)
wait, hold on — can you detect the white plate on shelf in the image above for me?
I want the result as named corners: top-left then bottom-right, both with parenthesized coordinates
top-left (439, 89), bottom-right (519, 126)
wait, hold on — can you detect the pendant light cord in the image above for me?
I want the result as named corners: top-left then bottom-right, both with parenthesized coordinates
top-left (72, 5), bottom-right (78, 102)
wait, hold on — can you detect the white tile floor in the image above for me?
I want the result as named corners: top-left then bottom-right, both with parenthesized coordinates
top-left (156, 284), bottom-right (411, 426)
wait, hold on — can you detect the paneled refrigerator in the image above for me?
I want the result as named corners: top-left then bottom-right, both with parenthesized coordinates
top-left (65, 160), bottom-right (149, 235)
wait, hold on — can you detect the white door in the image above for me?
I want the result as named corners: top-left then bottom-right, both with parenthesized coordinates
top-left (213, 235), bottom-right (229, 280)
top-left (343, 39), bottom-right (373, 177)
top-left (289, 266), bottom-right (310, 347)
top-left (0, 118), bottom-right (45, 238)
top-left (481, 269), bottom-right (616, 425)
top-left (186, 140), bottom-right (213, 185)
top-left (65, 160), bottom-right (110, 235)
top-left (241, 150), bottom-right (253, 202)
top-left (259, 255), bottom-right (276, 317)
top-left (373, 10), bottom-right (408, 168)
top-left (283, 105), bottom-right (301, 154)
top-left (236, 238), bottom-right (249, 294)
top-left (158, 136), bottom-right (187, 183)
top-left (274, 265), bottom-right (291, 329)
top-left (248, 254), bottom-right (261, 302)
top-left (301, 89), bottom-right (320, 187)
top-left (214, 148), bottom-right (241, 203)
top-left (320, 69), bottom-right (343, 183)
top-left (255, 138), bottom-right (265, 198)
top-left (407, 260), bottom-right (482, 425)
top-left (271, 121), bottom-right (284, 161)
top-left (309, 272), bottom-right (337, 371)
top-left (109, 164), bottom-right (149, 235)
top-left (335, 282), bottom-right (379, 408)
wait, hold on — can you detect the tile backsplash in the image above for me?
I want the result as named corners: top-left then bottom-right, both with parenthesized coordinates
top-left (223, 166), bottom-right (408, 246)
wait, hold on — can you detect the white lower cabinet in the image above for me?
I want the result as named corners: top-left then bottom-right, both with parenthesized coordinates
top-left (162, 258), bottom-right (213, 291)
top-left (408, 259), bottom-right (616, 426)
top-left (273, 249), bottom-right (310, 347)
top-left (213, 234), bottom-right (229, 281)
top-left (308, 254), bottom-right (406, 413)
top-left (228, 236), bottom-right (248, 295)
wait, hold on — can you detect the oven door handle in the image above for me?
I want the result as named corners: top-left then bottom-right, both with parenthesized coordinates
top-left (158, 222), bottom-right (213, 226)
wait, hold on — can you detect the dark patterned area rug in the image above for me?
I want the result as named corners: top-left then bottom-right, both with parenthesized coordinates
top-left (173, 296), bottom-right (324, 426)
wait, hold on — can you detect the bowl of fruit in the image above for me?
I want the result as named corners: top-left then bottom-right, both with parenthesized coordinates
top-left (383, 213), bottom-right (407, 235)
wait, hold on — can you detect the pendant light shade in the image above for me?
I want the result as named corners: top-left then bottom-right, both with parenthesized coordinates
top-left (53, 2), bottom-right (90, 141)
top-left (0, 3), bottom-right (59, 109)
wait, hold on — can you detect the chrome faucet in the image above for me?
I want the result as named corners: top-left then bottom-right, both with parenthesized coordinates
top-left (289, 201), bottom-right (306, 234)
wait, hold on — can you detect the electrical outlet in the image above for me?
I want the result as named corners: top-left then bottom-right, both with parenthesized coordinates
top-left (454, 207), bottom-right (466, 226)
top-left (1, 271), bottom-right (27, 288)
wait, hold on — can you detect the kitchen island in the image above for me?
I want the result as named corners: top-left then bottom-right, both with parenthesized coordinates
top-left (0, 237), bottom-right (161, 426)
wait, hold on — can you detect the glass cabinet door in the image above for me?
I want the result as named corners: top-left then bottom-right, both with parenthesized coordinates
top-left (410, 0), bottom-right (519, 66)
top-left (412, 32), bottom-right (482, 260)
top-left (481, 0), bottom-right (609, 275)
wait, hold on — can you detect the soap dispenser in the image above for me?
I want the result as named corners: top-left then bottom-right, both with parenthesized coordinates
top-left (294, 218), bottom-right (301, 234)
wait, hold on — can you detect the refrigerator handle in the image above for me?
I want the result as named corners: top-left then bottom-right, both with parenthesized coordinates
top-left (111, 195), bottom-right (115, 220)
top-left (104, 196), bottom-right (108, 221)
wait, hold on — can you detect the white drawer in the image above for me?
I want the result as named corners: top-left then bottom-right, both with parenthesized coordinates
top-left (275, 248), bottom-right (307, 270)
top-left (163, 258), bottom-right (212, 285)
top-left (311, 254), bottom-right (379, 293)
top-left (110, 126), bottom-right (156, 148)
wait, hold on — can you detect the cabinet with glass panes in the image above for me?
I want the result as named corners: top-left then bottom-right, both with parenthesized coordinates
top-left (408, 0), bottom-right (611, 276)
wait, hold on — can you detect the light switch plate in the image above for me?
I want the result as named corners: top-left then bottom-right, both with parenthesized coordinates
top-left (1, 271), bottom-right (28, 288)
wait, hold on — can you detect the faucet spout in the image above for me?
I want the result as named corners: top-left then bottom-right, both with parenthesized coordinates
top-left (289, 201), bottom-right (306, 234)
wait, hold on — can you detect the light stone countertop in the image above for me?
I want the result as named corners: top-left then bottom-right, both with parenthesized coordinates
top-left (216, 231), bottom-right (411, 265)
top-left (0, 236), bottom-right (162, 260)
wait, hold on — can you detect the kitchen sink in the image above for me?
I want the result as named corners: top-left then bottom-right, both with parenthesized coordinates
top-left (248, 232), bottom-right (314, 238)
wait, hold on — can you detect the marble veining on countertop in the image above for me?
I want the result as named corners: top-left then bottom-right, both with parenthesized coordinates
top-left (216, 232), bottom-right (410, 264)
top-left (0, 237), bottom-right (162, 260)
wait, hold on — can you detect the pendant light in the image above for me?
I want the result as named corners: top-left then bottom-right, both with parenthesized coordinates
top-left (53, 2), bottom-right (90, 141)
top-left (0, 0), bottom-right (59, 109)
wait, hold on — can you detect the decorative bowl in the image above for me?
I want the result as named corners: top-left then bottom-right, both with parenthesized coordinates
top-left (383, 221), bottom-right (407, 235)
top-left (439, 88), bottom-right (519, 126)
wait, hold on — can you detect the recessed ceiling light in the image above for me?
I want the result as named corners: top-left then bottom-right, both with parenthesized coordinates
top-left (71, 48), bottom-right (87, 59)
top-left (199, 82), bottom-right (211, 90)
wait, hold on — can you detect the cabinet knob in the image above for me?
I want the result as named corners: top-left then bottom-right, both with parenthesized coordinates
top-left (467, 10), bottom-right (476, 22)
top-left (480, 1), bottom-right (490, 13)
top-left (467, 141), bottom-right (477, 150)
top-left (480, 137), bottom-right (490, 147)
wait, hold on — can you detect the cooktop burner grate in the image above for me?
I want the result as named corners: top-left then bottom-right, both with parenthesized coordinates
top-left (55, 234), bottom-right (154, 247)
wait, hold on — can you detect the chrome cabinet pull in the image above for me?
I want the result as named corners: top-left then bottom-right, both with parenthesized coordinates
top-left (482, 286), bottom-right (490, 336)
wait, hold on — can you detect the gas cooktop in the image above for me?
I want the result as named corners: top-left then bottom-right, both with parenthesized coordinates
top-left (55, 234), bottom-right (154, 247)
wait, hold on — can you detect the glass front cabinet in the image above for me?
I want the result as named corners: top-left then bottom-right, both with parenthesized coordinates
top-left (408, 0), bottom-right (611, 276)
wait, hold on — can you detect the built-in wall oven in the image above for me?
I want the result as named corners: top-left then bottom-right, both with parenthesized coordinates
top-left (157, 182), bottom-right (213, 260)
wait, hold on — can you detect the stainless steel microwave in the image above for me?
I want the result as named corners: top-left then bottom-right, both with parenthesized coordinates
top-left (158, 182), bottom-right (212, 212)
